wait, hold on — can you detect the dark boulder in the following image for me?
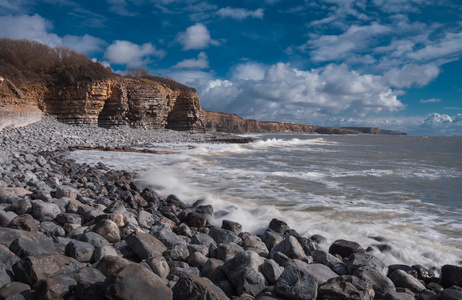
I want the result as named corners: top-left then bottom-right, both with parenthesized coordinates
top-left (439, 265), bottom-right (462, 289)
top-left (274, 264), bottom-right (318, 300)
top-left (329, 239), bottom-right (365, 259)
top-left (318, 275), bottom-right (375, 300)
top-left (172, 272), bottom-right (230, 300)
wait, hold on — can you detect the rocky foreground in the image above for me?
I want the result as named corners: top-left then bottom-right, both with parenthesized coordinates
top-left (0, 118), bottom-right (460, 300)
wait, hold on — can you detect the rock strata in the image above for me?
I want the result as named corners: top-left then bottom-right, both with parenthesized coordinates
top-left (0, 117), bottom-right (455, 299)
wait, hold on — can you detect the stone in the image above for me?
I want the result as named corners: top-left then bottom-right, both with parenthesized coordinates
top-left (125, 231), bottom-right (167, 260)
top-left (65, 240), bottom-right (95, 262)
top-left (290, 261), bottom-right (338, 285)
top-left (152, 226), bottom-right (187, 248)
top-left (12, 254), bottom-right (82, 287)
top-left (9, 236), bottom-right (58, 258)
top-left (138, 210), bottom-right (156, 229)
top-left (146, 255), bottom-right (170, 278)
top-left (222, 220), bottom-right (242, 235)
top-left (318, 275), bottom-right (375, 300)
top-left (187, 251), bottom-right (209, 269)
top-left (269, 235), bottom-right (306, 261)
top-left (35, 278), bottom-right (67, 300)
top-left (329, 239), bottom-right (365, 258)
top-left (222, 250), bottom-right (266, 296)
top-left (8, 214), bottom-right (38, 233)
top-left (39, 221), bottom-right (66, 237)
top-left (164, 243), bottom-right (190, 261)
top-left (388, 270), bottom-right (426, 293)
top-left (260, 259), bottom-right (284, 285)
top-left (187, 212), bottom-right (208, 228)
top-left (0, 282), bottom-right (31, 299)
top-left (384, 291), bottom-right (416, 300)
top-left (9, 199), bottom-right (32, 215)
top-left (388, 264), bottom-right (418, 277)
top-left (95, 255), bottom-right (131, 277)
top-left (260, 230), bottom-right (284, 251)
top-left (201, 258), bottom-right (226, 283)
top-left (0, 211), bottom-right (17, 227)
top-left (106, 264), bottom-right (173, 300)
top-left (214, 242), bottom-right (245, 261)
top-left (412, 264), bottom-right (435, 282)
top-left (354, 267), bottom-right (396, 297)
top-left (93, 245), bottom-right (119, 262)
top-left (437, 288), bottom-right (462, 300)
top-left (56, 212), bottom-right (83, 225)
top-left (297, 236), bottom-right (319, 255)
top-left (31, 201), bottom-right (61, 222)
top-left (268, 218), bottom-right (290, 234)
top-left (93, 219), bottom-right (121, 243)
top-left (241, 234), bottom-right (269, 257)
top-left (346, 253), bottom-right (388, 275)
top-left (55, 185), bottom-right (78, 199)
top-left (274, 264), bottom-right (318, 300)
top-left (80, 232), bottom-right (111, 248)
top-left (312, 250), bottom-right (343, 269)
top-left (439, 265), bottom-right (462, 288)
top-left (191, 232), bottom-right (217, 249)
top-left (172, 272), bottom-right (230, 300)
top-left (209, 227), bottom-right (242, 244)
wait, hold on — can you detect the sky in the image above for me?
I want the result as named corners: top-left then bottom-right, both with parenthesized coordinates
top-left (1, 0), bottom-right (461, 135)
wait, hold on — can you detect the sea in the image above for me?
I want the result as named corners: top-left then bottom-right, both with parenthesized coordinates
top-left (68, 134), bottom-right (462, 272)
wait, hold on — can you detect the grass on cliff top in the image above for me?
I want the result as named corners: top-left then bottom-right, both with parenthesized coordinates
top-left (0, 38), bottom-right (196, 93)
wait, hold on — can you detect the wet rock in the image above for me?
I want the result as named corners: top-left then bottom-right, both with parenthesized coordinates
top-left (0, 211), bottom-right (17, 227)
top-left (125, 231), bottom-right (167, 260)
top-left (270, 235), bottom-right (306, 261)
top-left (95, 255), bottom-right (131, 277)
top-left (172, 272), bottom-right (230, 300)
top-left (201, 258), bottom-right (226, 283)
top-left (187, 251), bottom-right (209, 269)
top-left (93, 245), bottom-right (119, 262)
top-left (164, 243), bottom-right (190, 261)
top-left (290, 261), bottom-right (338, 285)
top-left (209, 227), bottom-right (242, 244)
top-left (191, 232), bottom-right (217, 249)
top-left (241, 233), bottom-right (269, 257)
top-left (35, 278), bottom-right (67, 300)
top-left (354, 267), bottom-right (396, 297)
top-left (39, 221), bottom-right (66, 237)
top-left (388, 264), bottom-right (418, 278)
top-left (260, 230), bottom-right (284, 252)
top-left (384, 291), bottom-right (416, 300)
top-left (329, 239), bottom-right (365, 259)
top-left (297, 236), bottom-right (319, 256)
top-left (214, 242), bottom-right (245, 261)
top-left (9, 200), bottom-right (32, 215)
top-left (106, 263), bottom-right (173, 300)
top-left (260, 259), bottom-right (284, 285)
top-left (437, 288), bottom-right (462, 300)
top-left (275, 264), bottom-right (318, 300)
top-left (268, 218), bottom-right (290, 234)
top-left (439, 265), bottom-right (462, 288)
top-left (56, 212), bottom-right (83, 225)
top-left (9, 236), bottom-right (58, 258)
top-left (222, 220), bottom-right (242, 235)
top-left (138, 210), bottom-right (156, 229)
top-left (346, 252), bottom-right (388, 275)
top-left (187, 212), bottom-right (208, 228)
top-left (318, 275), bottom-right (375, 300)
top-left (412, 264), bottom-right (435, 282)
top-left (389, 269), bottom-right (426, 293)
top-left (55, 185), bottom-right (78, 199)
top-left (222, 250), bottom-right (267, 296)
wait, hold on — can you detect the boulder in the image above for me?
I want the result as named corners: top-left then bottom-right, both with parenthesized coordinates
top-left (65, 240), bottom-right (95, 262)
top-left (241, 234), bottom-right (269, 256)
top-left (191, 232), bottom-right (217, 249)
top-left (354, 267), bottom-right (396, 297)
top-left (106, 264), bottom-right (173, 300)
top-left (96, 255), bottom-right (131, 277)
top-left (146, 255), bottom-right (170, 278)
top-left (439, 265), bottom-right (462, 288)
top-left (260, 259), bottom-right (284, 285)
top-left (269, 235), bottom-right (306, 261)
top-left (12, 254), bottom-right (82, 287)
top-left (9, 236), bottom-right (58, 258)
top-left (209, 227), bottom-right (242, 244)
top-left (260, 229), bottom-right (284, 251)
top-left (56, 212), bottom-right (83, 225)
top-left (39, 221), bottom-right (66, 237)
top-left (318, 275), bottom-right (375, 300)
top-left (290, 261), bottom-right (338, 285)
top-left (268, 218), bottom-right (290, 234)
top-left (80, 232), bottom-right (111, 248)
top-left (388, 270), bottom-right (425, 293)
top-left (172, 272), bottom-right (230, 300)
top-left (31, 201), bottom-right (61, 222)
top-left (125, 231), bottom-right (167, 260)
top-left (35, 278), bottom-right (67, 300)
top-left (164, 243), bottom-right (190, 261)
top-left (222, 250), bottom-right (267, 296)
top-left (329, 239), bottom-right (365, 258)
top-left (138, 210), bottom-right (156, 229)
top-left (214, 242), bottom-right (244, 261)
top-left (187, 251), bottom-right (209, 269)
top-left (8, 214), bottom-right (38, 233)
top-left (0, 211), bottom-right (17, 227)
top-left (412, 264), bottom-right (435, 282)
top-left (437, 288), bottom-right (462, 300)
top-left (9, 199), bottom-right (32, 215)
top-left (93, 245), bottom-right (119, 262)
top-left (187, 212), bottom-right (207, 228)
top-left (93, 219), bottom-right (121, 243)
top-left (346, 253), bottom-right (388, 275)
top-left (0, 282), bottom-right (31, 299)
top-left (201, 258), bottom-right (226, 283)
top-left (222, 220), bottom-right (242, 235)
top-left (275, 264), bottom-right (318, 300)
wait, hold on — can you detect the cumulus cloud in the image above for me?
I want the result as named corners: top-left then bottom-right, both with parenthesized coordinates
top-left (176, 23), bottom-right (219, 50)
top-left (189, 62), bottom-right (405, 124)
top-left (231, 62), bottom-right (267, 80)
top-left (62, 34), bottom-right (107, 54)
top-left (173, 52), bottom-right (209, 69)
top-left (216, 7), bottom-right (264, 20)
top-left (104, 40), bottom-right (165, 67)
top-left (420, 98), bottom-right (441, 104)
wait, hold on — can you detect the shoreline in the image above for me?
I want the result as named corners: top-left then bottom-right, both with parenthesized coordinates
top-left (0, 117), bottom-right (460, 299)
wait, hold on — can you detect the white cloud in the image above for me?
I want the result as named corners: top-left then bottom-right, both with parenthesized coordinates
top-left (408, 31), bottom-right (462, 62)
top-left (216, 7), bottom-right (264, 20)
top-left (231, 62), bottom-right (267, 81)
top-left (419, 98), bottom-right (441, 104)
top-left (173, 52), bottom-right (209, 69)
top-left (0, 14), bottom-right (107, 54)
top-left (176, 23), bottom-right (219, 50)
top-left (104, 40), bottom-right (165, 67)
top-left (304, 23), bottom-right (391, 62)
top-left (193, 62), bottom-right (404, 124)
top-left (383, 64), bottom-right (440, 88)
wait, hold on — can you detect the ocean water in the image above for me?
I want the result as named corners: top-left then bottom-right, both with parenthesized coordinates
top-left (68, 134), bottom-right (462, 272)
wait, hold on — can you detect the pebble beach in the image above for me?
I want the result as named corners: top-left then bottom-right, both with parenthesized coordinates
top-left (0, 117), bottom-right (461, 300)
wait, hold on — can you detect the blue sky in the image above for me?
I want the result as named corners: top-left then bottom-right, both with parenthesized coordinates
top-left (1, 0), bottom-right (461, 135)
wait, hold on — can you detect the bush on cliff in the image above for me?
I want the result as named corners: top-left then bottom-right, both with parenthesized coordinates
top-left (0, 38), bottom-right (115, 86)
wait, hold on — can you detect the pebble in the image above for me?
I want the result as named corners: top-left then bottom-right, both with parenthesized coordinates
top-left (0, 117), bottom-right (460, 299)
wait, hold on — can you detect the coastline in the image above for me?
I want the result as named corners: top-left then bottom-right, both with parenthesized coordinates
top-left (0, 117), bottom-right (460, 299)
